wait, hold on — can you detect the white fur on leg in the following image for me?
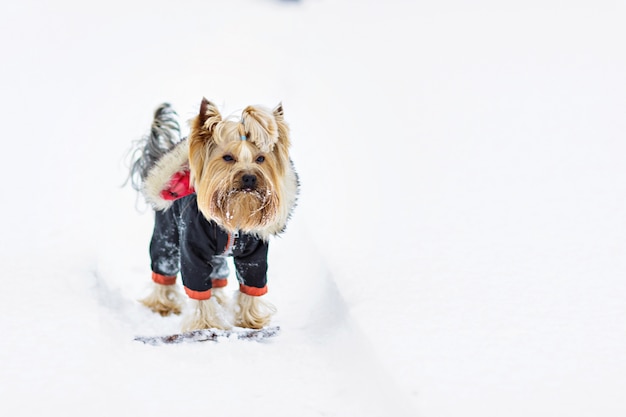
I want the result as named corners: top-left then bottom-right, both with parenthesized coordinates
top-left (234, 291), bottom-right (276, 329)
top-left (211, 287), bottom-right (234, 325)
top-left (182, 298), bottom-right (231, 332)
top-left (211, 287), bottom-right (230, 306)
top-left (140, 283), bottom-right (182, 316)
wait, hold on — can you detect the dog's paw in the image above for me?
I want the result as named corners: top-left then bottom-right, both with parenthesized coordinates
top-left (182, 298), bottom-right (232, 332)
top-left (234, 292), bottom-right (276, 329)
top-left (140, 283), bottom-right (183, 316)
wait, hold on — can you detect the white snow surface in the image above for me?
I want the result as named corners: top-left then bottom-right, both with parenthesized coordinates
top-left (1, 0), bottom-right (626, 416)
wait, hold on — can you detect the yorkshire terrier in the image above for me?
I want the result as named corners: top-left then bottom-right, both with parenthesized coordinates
top-left (129, 98), bottom-right (298, 331)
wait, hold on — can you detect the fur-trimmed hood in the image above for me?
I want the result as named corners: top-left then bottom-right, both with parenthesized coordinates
top-left (142, 139), bottom-right (193, 210)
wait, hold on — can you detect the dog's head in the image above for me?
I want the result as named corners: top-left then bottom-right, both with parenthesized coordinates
top-left (188, 98), bottom-right (298, 239)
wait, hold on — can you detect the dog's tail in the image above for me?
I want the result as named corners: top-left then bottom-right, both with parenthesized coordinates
top-left (127, 103), bottom-right (182, 193)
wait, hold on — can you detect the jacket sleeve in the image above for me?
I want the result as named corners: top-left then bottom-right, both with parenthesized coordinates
top-left (179, 203), bottom-right (218, 299)
top-left (234, 237), bottom-right (269, 296)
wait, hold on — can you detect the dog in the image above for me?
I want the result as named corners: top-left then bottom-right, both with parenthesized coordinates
top-left (128, 98), bottom-right (298, 331)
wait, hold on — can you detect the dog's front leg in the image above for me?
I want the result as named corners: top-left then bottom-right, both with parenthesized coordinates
top-left (182, 296), bottom-right (231, 332)
top-left (232, 245), bottom-right (275, 329)
top-left (234, 290), bottom-right (276, 329)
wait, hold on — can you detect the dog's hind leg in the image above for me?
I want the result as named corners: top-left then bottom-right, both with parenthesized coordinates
top-left (140, 275), bottom-right (183, 316)
top-left (141, 207), bottom-right (184, 316)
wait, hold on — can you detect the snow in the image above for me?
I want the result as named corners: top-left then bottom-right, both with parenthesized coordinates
top-left (1, 0), bottom-right (626, 416)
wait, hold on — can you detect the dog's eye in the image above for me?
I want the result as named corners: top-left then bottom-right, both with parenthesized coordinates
top-left (255, 155), bottom-right (265, 164)
top-left (223, 154), bottom-right (235, 162)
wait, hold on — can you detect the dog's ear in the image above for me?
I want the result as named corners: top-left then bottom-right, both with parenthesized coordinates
top-left (198, 97), bottom-right (222, 135)
top-left (190, 98), bottom-right (221, 149)
top-left (189, 98), bottom-right (221, 182)
top-left (273, 102), bottom-right (284, 121)
top-left (273, 102), bottom-right (291, 151)
top-left (241, 105), bottom-right (279, 153)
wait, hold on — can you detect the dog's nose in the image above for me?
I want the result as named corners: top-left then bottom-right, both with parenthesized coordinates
top-left (242, 174), bottom-right (257, 189)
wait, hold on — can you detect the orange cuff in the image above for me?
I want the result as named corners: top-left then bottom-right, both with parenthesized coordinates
top-left (152, 272), bottom-right (177, 286)
top-left (184, 287), bottom-right (212, 300)
top-left (239, 284), bottom-right (268, 297)
top-left (212, 278), bottom-right (228, 288)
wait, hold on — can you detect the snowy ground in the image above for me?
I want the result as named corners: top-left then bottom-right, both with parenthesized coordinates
top-left (1, 0), bottom-right (626, 416)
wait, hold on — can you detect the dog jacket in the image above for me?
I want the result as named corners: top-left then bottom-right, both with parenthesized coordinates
top-left (150, 194), bottom-right (269, 300)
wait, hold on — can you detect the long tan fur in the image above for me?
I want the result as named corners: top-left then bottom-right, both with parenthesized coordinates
top-left (234, 291), bottom-right (277, 329)
top-left (182, 298), bottom-right (231, 331)
top-left (140, 283), bottom-right (183, 316)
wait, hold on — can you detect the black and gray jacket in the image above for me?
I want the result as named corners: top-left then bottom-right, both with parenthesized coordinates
top-left (150, 194), bottom-right (269, 299)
